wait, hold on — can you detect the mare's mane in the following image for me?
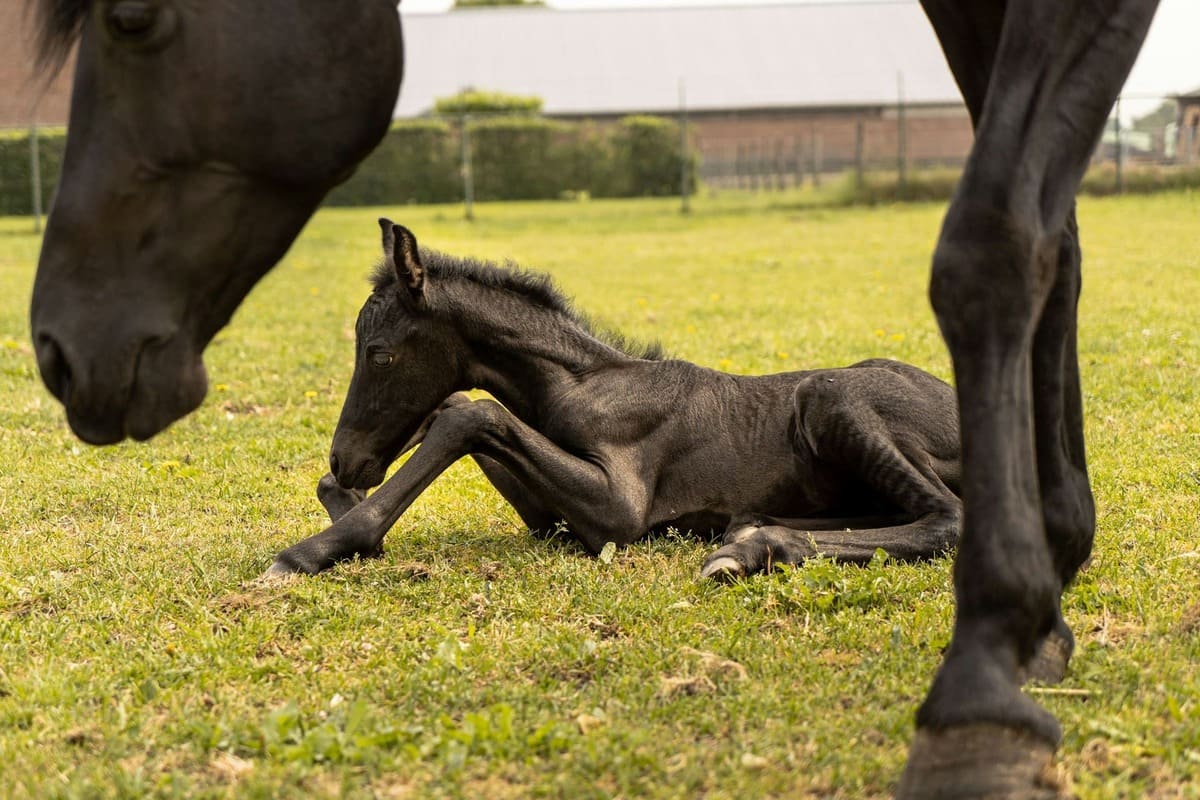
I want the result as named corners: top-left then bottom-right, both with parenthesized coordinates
top-left (371, 249), bottom-right (665, 362)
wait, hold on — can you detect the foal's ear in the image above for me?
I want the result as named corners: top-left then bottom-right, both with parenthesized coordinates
top-left (378, 218), bottom-right (425, 296)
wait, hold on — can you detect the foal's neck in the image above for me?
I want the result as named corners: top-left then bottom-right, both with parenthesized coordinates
top-left (443, 284), bottom-right (631, 424)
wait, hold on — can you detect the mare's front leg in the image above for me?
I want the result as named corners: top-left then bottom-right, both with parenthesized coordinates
top-left (899, 1), bottom-right (1158, 796)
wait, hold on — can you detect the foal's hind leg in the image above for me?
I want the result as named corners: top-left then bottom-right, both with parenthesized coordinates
top-left (701, 376), bottom-right (960, 579)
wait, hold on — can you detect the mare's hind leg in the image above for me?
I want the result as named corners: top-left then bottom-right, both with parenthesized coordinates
top-left (900, 2), bottom-right (1157, 796)
top-left (701, 371), bottom-right (960, 579)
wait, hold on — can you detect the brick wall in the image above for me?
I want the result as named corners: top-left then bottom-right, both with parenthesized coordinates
top-left (687, 104), bottom-right (973, 176)
top-left (0, 2), bottom-right (74, 127)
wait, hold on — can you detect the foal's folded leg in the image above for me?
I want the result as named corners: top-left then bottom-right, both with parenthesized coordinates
top-left (469, 455), bottom-right (563, 536)
top-left (267, 402), bottom-right (493, 576)
top-left (317, 473), bottom-right (366, 523)
top-left (269, 398), bottom-right (644, 575)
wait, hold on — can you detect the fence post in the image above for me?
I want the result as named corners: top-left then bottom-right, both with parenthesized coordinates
top-left (854, 120), bottom-right (865, 189)
top-left (30, 122), bottom-right (44, 234)
top-left (1113, 96), bottom-right (1123, 194)
top-left (896, 72), bottom-right (908, 198)
top-left (679, 79), bottom-right (691, 214)
top-left (811, 133), bottom-right (823, 188)
top-left (459, 114), bottom-right (474, 221)
top-left (792, 138), bottom-right (803, 188)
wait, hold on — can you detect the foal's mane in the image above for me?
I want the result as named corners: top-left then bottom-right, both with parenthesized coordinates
top-left (29, 0), bottom-right (88, 73)
top-left (372, 250), bottom-right (665, 362)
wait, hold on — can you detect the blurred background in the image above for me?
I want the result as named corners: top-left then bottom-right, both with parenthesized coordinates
top-left (4, 0), bottom-right (1200, 220)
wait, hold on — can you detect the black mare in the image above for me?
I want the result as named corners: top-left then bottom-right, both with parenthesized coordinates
top-left (268, 221), bottom-right (963, 579)
top-left (27, 0), bottom-right (1165, 793)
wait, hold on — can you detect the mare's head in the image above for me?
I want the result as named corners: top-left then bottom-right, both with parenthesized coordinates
top-left (329, 220), bottom-right (465, 490)
top-left (28, 0), bottom-right (404, 443)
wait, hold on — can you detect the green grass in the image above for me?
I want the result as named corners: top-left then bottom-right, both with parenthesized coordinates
top-left (1, 190), bottom-right (1198, 798)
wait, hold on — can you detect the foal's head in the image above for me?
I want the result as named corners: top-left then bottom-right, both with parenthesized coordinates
top-left (329, 220), bottom-right (464, 490)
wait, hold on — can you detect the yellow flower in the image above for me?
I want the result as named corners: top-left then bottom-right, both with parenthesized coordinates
top-left (636, 297), bottom-right (647, 307)
top-left (215, 383), bottom-right (230, 392)
top-left (718, 358), bottom-right (733, 371)
top-left (890, 333), bottom-right (905, 342)
top-left (710, 293), bottom-right (721, 302)
top-left (310, 287), bottom-right (320, 296)
top-left (776, 351), bottom-right (789, 360)
top-left (304, 390), bottom-right (318, 399)
top-left (873, 329), bottom-right (885, 337)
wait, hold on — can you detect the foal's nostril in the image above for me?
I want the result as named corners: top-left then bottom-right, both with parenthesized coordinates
top-left (34, 332), bottom-right (72, 402)
top-left (329, 453), bottom-right (341, 479)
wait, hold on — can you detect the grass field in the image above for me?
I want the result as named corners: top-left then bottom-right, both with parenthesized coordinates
top-left (1, 190), bottom-right (1198, 798)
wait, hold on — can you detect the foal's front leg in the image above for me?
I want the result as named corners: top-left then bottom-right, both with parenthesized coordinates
top-left (268, 399), bottom-right (644, 576)
top-left (270, 398), bottom-right (493, 576)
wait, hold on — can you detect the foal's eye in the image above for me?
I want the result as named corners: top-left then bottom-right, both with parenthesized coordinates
top-left (371, 352), bottom-right (395, 368)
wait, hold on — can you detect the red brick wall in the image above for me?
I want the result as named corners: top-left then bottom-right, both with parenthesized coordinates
top-left (0, 3), bottom-right (75, 127)
top-left (687, 104), bottom-right (974, 174)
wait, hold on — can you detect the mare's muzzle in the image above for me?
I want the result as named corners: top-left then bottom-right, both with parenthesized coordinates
top-left (32, 317), bottom-right (207, 445)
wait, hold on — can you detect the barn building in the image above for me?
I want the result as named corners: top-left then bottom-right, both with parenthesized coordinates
top-left (398, 3), bottom-right (976, 182)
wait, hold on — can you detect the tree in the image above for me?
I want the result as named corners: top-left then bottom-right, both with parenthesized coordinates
top-left (456, 0), bottom-right (544, 7)
top-left (433, 89), bottom-right (543, 116)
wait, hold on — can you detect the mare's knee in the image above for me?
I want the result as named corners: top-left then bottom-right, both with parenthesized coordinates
top-left (928, 206), bottom-right (1051, 352)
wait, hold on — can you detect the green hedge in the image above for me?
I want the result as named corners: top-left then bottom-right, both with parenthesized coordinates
top-left (610, 116), bottom-right (698, 197)
top-left (468, 116), bottom-right (566, 201)
top-left (323, 114), bottom-right (696, 206)
top-left (0, 118), bottom-right (698, 212)
top-left (0, 128), bottom-right (66, 216)
top-left (325, 119), bottom-right (459, 206)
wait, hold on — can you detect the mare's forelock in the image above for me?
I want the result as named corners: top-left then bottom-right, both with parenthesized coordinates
top-left (30, 0), bottom-right (89, 73)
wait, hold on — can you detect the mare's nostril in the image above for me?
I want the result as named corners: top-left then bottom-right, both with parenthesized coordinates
top-left (34, 332), bottom-right (72, 402)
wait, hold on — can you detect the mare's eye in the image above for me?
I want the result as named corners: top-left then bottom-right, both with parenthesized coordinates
top-left (371, 352), bottom-right (395, 368)
top-left (107, 1), bottom-right (164, 41)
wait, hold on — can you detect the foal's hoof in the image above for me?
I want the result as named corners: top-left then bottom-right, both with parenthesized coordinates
top-left (1021, 630), bottom-right (1073, 685)
top-left (700, 555), bottom-right (746, 582)
top-left (896, 724), bottom-right (1068, 800)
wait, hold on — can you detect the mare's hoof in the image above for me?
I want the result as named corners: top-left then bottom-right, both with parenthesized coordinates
top-left (1021, 630), bottom-right (1073, 685)
top-left (700, 555), bottom-right (745, 582)
top-left (257, 560), bottom-right (304, 584)
top-left (896, 724), bottom-right (1068, 800)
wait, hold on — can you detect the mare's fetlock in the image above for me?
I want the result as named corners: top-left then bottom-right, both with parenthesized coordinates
top-left (1021, 624), bottom-right (1074, 685)
top-left (918, 637), bottom-right (1062, 746)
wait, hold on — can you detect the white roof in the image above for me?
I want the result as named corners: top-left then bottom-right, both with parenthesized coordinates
top-left (396, 2), bottom-right (962, 117)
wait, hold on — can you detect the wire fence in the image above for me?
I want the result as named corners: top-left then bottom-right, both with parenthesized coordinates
top-left (3, 94), bottom-right (1197, 229)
